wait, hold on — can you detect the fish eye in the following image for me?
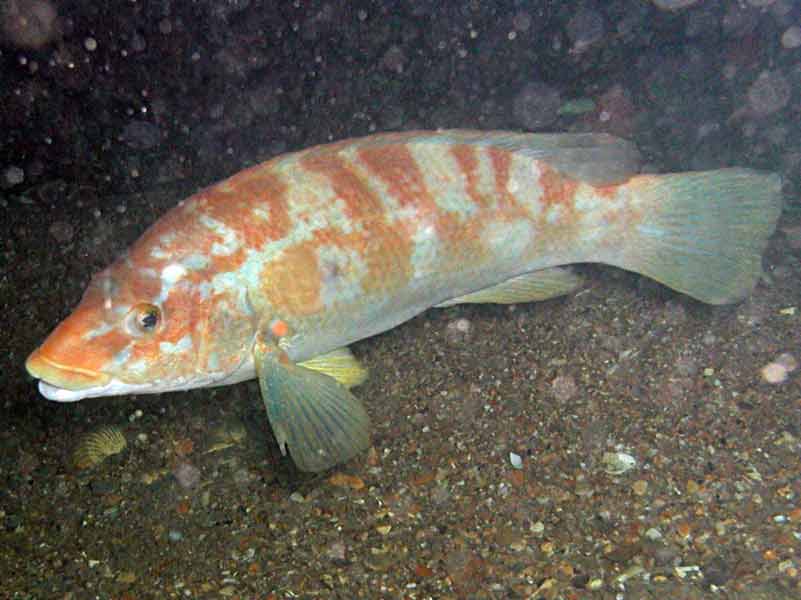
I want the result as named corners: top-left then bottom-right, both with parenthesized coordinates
top-left (125, 303), bottom-right (162, 336)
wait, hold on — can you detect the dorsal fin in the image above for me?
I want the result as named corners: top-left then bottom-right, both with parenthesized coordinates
top-left (353, 130), bottom-right (642, 185)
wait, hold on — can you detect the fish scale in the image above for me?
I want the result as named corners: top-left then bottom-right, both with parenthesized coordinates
top-left (26, 130), bottom-right (782, 472)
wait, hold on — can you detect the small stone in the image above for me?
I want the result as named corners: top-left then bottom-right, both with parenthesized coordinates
top-left (550, 374), bottom-right (578, 400)
top-left (289, 491), bottom-right (306, 503)
top-left (632, 479), bottom-right (648, 496)
top-left (2, 165), bottom-right (24, 187)
top-left (747, 70), bottom-right (791, 117)
top-left (172, 462), bottom-right (201, 489)
top-left (167, 530), bottom-right (183, 542)
top-left (325, 540), bottom-right (346, 562)
top-left (509, 452), bottom-right (523, 469)
top-left (602, 451), bottom-right (637, 475)
top-left (761, 361), bottom-right (789, 384)
top-left (84, 37), bottom-right (97, 51)
top-left (445, 318), bottom-right (472, 342)
top-left (778, 559), bottom-right (796, 573)
top-left (430, 484), bottom-right (451, 505)
top-left (781, 26), bottom-right (801, 49)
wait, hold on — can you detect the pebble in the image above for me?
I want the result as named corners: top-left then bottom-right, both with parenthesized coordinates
top-left (2, 165), bottom-right (24, 188)
top-left (760, 363), bottom-right (786, 383)
top-left (168, 530), bottom-right (183, 542)
top-left (325, 541), bottom-right (347, 562)
top-left (381, 45), bottom-right (406, 74)
top-left (445, 318), bottom-right (472, 342)
top-left (172, 462), bottom-right (201, 489)
top-left (674, 355), bottom-right (699, 377)
top-left (550, 374), bottom-right (578, 401)
top-left (747, 70), bottom-right (791, 117)
top-left (781, 26), bottom-right (801, 49)
top-left (430, 484), bottom-right (452, 505)
top-left (511, 12), bottom-right (532, 33)
top-left (602, 451), bottom-right (637, 475)
top-left (632, 479), bottom-right (648, 496)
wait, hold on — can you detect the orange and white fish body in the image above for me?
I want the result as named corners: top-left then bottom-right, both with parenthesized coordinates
top-left (26, 130), bottom-right (781, 471)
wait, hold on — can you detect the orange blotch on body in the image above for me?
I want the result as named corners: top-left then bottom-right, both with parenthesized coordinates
top-left (451, 144), bottom-right (489, 210)
top-left (259, 242), bottom-right (323, 316)
top-left (537, 164), bottom-right (579, 211)
top-left (270, 319), bottom-right (289, 338)
top-left (299, 152), bottom-right (384, 224)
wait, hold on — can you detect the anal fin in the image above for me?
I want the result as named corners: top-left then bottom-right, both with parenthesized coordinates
top-left (435, 267), bottom-right (583, 307)
top-left (298, 347), bottom-right (368, 389)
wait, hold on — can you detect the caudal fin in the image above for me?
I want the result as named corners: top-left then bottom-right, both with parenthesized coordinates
top-left (610, 168), bottom-right (782, 305)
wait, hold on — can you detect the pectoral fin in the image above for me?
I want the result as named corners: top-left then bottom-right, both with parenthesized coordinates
top-left (298, 347), bottom-right (368, 389)
top-left (436, 267), bottom-right (583, 307)
top-left (254, 340), bottom-right (371, 472)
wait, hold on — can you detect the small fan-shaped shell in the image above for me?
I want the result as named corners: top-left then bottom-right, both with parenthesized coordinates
top-left (73, 426), bottom-right (127, 469)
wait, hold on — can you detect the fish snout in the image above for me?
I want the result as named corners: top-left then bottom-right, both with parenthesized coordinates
top-left (25, 348), bottom-right (111, 392)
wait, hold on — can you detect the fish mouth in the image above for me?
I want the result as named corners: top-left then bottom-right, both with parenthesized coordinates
top-left (25, 350), bottom-right (112, 402)
top-left (27, 348), bottom-right (255, 403)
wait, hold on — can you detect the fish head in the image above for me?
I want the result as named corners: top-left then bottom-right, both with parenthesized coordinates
top-left (26, 255), bottom-right (257, 402)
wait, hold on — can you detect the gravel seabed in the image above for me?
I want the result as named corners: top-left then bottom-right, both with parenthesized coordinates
top-left (2, 1), bottom-right (800, 598)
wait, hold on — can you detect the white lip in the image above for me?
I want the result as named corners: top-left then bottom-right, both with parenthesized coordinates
top-left (38, 379), bottom-right (180, 402)
top-left (37, 359), bottom-right (256, 402)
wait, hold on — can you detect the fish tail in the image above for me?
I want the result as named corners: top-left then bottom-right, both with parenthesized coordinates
top-left (610, 168), bottom-right (782, 304)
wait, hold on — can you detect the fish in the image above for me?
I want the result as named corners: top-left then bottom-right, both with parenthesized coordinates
top-left (25, 130), bottom-right (782, 472)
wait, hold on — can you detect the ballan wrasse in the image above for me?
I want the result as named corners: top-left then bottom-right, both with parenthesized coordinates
top-left (26, 131), bottom-right (782, 472)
